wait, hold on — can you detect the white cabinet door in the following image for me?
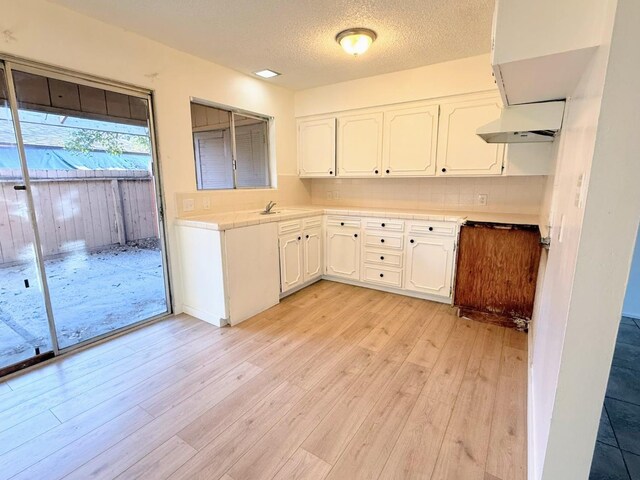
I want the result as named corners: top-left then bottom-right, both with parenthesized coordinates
top-left (298, 117), bottom-right (336, 177)
top-left (303, 227), bottom-right (323, 282)
top-left (405, 235), bottom-right (455, 297)
top-left (337, 112), bottom-right (383, 177)
top-left (279, 232), bottom-right (303, 293)
top-left (437, 96), bottom-right (505, 176)
top-left (325, 228), bottom-right (361, 280)
top-left (383, 104), bottom-right (439, 176)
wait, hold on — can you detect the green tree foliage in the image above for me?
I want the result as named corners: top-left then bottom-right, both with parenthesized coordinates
top-left (64, 129), bottom-right (151, 156)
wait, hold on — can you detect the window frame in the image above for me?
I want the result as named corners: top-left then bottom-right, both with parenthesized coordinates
top-left (190, 99), bottom-right (273, 191)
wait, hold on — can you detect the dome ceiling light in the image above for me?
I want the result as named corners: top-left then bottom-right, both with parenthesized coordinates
top-left (336, 28), bottom-right (377, 56)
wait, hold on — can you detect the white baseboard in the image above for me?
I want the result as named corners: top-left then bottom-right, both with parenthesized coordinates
top-left (321, 275), bottom-right (452, 305)
top-left (182, 304), bottom-right (228, 327)
top-left (279, 276), bottom-right (323, 299)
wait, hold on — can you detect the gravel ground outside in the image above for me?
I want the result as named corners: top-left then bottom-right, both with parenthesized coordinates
top-left (0, 241), bottom-right (168, 368)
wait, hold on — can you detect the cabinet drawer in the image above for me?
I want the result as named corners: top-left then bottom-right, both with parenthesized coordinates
top-left (363, 265), bottom-right (403, 288)
top-left (363, 218), bottom-right (404, 232)
top-left (279, 219), bottom-right (302, 236)
top-left (407, 221), bottom-right (457, 237)
top-left (364, 232), bottom-right (403, 250)
top-left (303, 216), bottom-right (323, 229)
top-left (326, 216), bottom-right (361, 229)
top-left (363, 250), bottom-right (403, 267)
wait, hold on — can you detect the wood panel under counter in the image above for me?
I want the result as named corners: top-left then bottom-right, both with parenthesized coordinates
top-left (454, 221), bottom-right (542, 330)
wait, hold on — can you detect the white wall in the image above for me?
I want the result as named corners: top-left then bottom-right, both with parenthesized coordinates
top-left (530, 0), bottom-right (640, 478)
top-left (622, 224), bottom-right (640, 319)
top-left (295, 54), bottom-right (495, 117)
top-left (0, 0), bottom-right (311, 312)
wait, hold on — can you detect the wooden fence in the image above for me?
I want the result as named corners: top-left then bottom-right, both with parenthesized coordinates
top-left (0, 169), bottom-right (159, 265)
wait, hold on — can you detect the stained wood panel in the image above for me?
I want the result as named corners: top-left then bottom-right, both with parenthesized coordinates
top-left (454, 224), bottom-right (542, 321)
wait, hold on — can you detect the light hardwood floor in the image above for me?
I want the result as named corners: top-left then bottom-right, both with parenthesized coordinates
top-left (0, 281), bottom-right (527, 480)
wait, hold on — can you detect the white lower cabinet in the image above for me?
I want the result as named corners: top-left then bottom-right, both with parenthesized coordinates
top-left (405, 235), bottom-right (456, 297)
top-left (279, 219), bottom-right (324, 294)
top-left (279, 232), bottom-right (304, 293)
top-left (303, 227), bottom-right (323, 281)
top-left (325, 227), bottom-right (361, 280)
top-left (278, 214), bottom-right (458, 302)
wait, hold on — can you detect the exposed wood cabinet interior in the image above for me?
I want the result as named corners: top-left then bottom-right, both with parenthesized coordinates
top-left (454, 223), bottom-right (542, 329)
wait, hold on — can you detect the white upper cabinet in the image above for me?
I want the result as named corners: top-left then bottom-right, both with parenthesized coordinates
top-left (337, 112), bottom-right (384, 177)
top-left (297, 117), bottom-right (336, 177)
top-left (382, 104), bottom-right (439, 177)
top-left (436, 95), bottom-right (505, 176)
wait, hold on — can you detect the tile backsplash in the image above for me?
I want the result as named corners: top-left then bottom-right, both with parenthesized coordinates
top-left (176, 175), bottom-right (311, 217)
top-left (310, 176), bottom-right (546, 215)
top-left (176, 175), bottom-right (547, 217)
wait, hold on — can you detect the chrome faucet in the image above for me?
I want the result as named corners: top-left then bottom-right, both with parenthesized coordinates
top-left (264, 200), bottom-right (277, 214)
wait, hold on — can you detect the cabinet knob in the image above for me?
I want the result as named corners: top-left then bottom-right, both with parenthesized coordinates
top-left (410, 239), bottom-right (414, 243)
top-left (428, 226), bottom-right (433, 231)
top-left (329, 170), bottom-right (333, 175)
top-left (374, 169), bottom-right (379, 174)
top-left (380, 256), bottom-right (384, 260)
top-left (306, 234), bottom-right (309, 239)
top-left (340, 222), bottom-right (344, 226)
top-left (441, 167), bottom-right (447, 173)
top-left (381, 223), bottom-right (385, 227)
top-left (379, 273), bottom-right (384, 278)
top-left (354, 233), bottom-right (358, 238)
top-left (297, 236), bottom-right (301, 240)
top-left (385, 169), bottom-right (390, 174)
top-left (380, 238), bottom-right (385, 243)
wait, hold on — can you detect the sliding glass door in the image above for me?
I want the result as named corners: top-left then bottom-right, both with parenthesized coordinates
top-left (0, 64), bottom-right (56, 371)
top-left (0, 60), bottom-right (170, 372)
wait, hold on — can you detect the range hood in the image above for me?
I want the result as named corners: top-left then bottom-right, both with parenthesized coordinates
top-left (477, 101), bottom-right (565, 143)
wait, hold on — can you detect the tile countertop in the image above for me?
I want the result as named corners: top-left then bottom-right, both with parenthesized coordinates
top-left (175, 205), bottom-right (546, 236)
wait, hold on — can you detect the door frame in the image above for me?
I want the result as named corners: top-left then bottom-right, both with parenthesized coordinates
top-left (0, 56), bottom-right (173, 366)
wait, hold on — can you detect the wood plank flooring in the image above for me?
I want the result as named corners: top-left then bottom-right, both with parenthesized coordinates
top-left (0, 280), bottom-right (527, 480)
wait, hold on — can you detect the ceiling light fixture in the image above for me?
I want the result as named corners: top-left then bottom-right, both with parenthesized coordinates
top-left (336, 28), bottom-right (377, 56)
top-left (254, 69), bottom-right (281, 79)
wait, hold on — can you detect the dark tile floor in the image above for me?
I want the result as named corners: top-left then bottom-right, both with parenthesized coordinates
top-left (591, 316), bottom-right (640, 480)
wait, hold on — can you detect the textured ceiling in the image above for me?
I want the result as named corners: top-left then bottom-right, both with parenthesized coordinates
top-left (47, 0), bottom-right (495, 90)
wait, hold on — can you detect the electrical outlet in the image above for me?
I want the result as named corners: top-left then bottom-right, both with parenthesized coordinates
top-left (183, 198), bottom-right (195, 212)
top-left (333, 191), bottom-right (341, 200)
top-left (202, 198), bottom-right (211, 209)
top-left (477, 194), bottom-right (488, 206)
top-left (326, 191), bottom-right (334, 200)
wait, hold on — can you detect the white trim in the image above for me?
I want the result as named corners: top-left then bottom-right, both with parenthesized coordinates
top-left (321, 275), bottom-right (452, 304)
top-left (279, 276), bottom-right (322, 299)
